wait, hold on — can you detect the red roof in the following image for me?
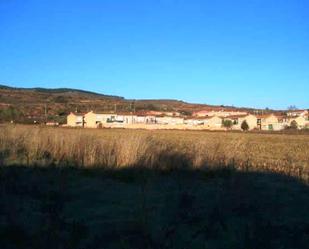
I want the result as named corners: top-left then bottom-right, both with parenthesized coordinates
top-left (274, 115), bottom-right (289, 119)
top-left (288, 110), bottom-right (307, 113)
top-left (256, 114), bottom-right (273, 119)
top-left (226, 114), bottom-right (248, 119)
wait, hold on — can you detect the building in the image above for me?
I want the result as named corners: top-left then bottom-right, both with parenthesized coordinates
top-left (114, 113), bottom-right (137, 124)
top-left (84, 111), bottom-right (116, 128)
top-left (156, 116), bottom-right (184, 125)
top-left (184, 117), bottom-right (205, 126)
top-left (202, 116), bottom-right (223, 129)
top-left (289, 116), bottom-right (307, 129)
top-left (275, 115), bottom-right (290, 129)
top-left (256, 114), bottom-right (284, 131)
top-left (84, 111), bottom-right (155, 127)
top-left (135, 114), bottom-right (157, 124)
top-left (66, 109), bottom-right (308, 131)
top-left (193, 109), bottom-right (247, 117)
top-left (225, 114), bottom-right (258, 130)
top-left (67, 112), bottom-right (84, 127)
top-left (71, 111), bottom-right (160, 128)
top-left (287, 110), bottom-right (308, 118)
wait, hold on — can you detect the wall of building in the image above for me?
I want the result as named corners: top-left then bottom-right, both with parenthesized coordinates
top-left (194, 110), bottom-right (247, 117)
top-left (84, 112), bottom-right (97, 128)
top-left (203, 116), bottom-right (223, 129)
top-left (156, 117), bottom-right (181, 125)
top-left (231, 115), bottom-right (258, 130)
top-left (115, 115), bottom-right (137, 124)
top-left (67, 113), bottom-right (83, 127)
top-left (84, 111), bottom-right (118, 128)
top-left (289, 116), bottom-right (307, 129)
top-left (260, 115), bottom-right (280, 131)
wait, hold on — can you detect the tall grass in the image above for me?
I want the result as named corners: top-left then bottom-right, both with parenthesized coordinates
top-left (0, 125), bottom-right (308, 181)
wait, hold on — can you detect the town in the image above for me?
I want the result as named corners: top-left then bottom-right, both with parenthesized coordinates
top-left (66, 108), bottom-right (309, 131)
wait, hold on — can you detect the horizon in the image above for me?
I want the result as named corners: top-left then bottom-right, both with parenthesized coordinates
top-left (0, 0), bottom-right (308, 109)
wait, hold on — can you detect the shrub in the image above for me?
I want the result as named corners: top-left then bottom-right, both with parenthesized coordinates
top-left (290, 120), bottom-right (298, 129)
top-left (241, 120), bottom-right (249, 131)
top-left (222, 120), bottom-right (233, 129)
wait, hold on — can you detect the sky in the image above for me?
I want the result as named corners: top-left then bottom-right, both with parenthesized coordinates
top-left (0, 0), bottom-right (308, 109)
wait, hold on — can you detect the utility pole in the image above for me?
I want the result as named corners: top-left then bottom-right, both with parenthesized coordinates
top-left (44, 103), bottom-right (47, 123)
top-left (133, 101), bottom-right (136, 113)
top-left (114, 104), bottom-right (117, 113)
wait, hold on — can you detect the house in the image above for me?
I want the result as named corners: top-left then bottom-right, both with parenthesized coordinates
top-left (287, 110), bottom-right (308, 118)
top-left (275, 115), bottom-right (290, 129)
top-left (156, 116), bottom-right (184, 125)
top-left (114, 112), bottom-right (137, 124)
top-left (256, 114), bottom-right (284, 131)
top-left (184, 117), bottom-right (205, 126)
top-left (225, 114), bottom-right (258, 130)
top-left (193, 109), bottom-right (247, 117)
top-left (289, 116), bottom-right (307, 129)
top-left (135, 114), bottom-right (157, 124)
top-left (84, 111), bottom-right (137, 127)
top-left (183, 116), bottom-right (223, 129)
top-left (202, 116), bottom-right (223, 129)
top-left (84, 111), bottom-right (116, 128)
top-left (67, 112), bottom-right (84, 127)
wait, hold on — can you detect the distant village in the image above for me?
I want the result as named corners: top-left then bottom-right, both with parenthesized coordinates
top-left (65, 109), bottom-right (309, 131)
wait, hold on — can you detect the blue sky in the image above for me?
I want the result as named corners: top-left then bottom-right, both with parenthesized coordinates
top-left (0, 0), bottom-right (308, 109)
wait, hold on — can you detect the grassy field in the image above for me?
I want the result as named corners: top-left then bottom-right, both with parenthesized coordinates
top-left (0, 125), bottom-right (309, 248)
top-left (1, 125), bottom-right (309, 180)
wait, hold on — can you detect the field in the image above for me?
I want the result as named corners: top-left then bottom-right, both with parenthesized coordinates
top-left (0, 125), bottom-right (309, 248)
top-left (1, 125), bottom-right (309, 180)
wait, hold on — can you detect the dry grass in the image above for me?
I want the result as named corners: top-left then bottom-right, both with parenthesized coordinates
top-left (1, 124), bottom-right (309, 181)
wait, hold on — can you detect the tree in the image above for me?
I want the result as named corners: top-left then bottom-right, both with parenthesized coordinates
top-left (290, 120), bottom-right (298, 129)
top-left (0, 106), bottom-right (23, 122)
top-left (180, 110), bottom-right (192, 116)
top-left (241, 120), bottom-right (249, 131)
top-left (222, 119), bottom-right (233, 129)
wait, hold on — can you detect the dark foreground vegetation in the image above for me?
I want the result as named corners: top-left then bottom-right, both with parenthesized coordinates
top-left (0, 166), bottom-right (308, 249)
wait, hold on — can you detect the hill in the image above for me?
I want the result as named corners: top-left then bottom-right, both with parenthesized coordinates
top-left (0, 83), bottom-right (258, 123)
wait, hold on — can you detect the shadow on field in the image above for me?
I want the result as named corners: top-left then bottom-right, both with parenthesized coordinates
top-left (0, 164), bottom-right (308, 249)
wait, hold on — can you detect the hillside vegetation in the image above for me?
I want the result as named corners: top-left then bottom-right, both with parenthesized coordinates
top-left (0, 84), bottom-right (255, 123)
